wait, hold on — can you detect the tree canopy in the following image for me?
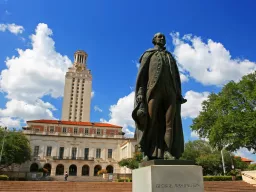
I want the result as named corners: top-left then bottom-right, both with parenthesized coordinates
top-left (118, 152), bottom-right (143, 170)
top-left (0, 127), bottom-right (31, 171)
top-left (191, 71), bottom-right (256, 152)
top-left (181, 140), bottom-right (248, 175)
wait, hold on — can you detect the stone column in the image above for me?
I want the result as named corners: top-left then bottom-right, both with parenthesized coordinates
top-left (50, 162), bottom-right (56, 176)
top-left (90, 164), bottom-right (94, 176)
top-left (77, 164), bottom-right (82, 176)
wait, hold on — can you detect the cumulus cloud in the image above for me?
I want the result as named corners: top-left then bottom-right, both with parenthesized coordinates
top-left (101, 91), bottom-right (135, 137)
top-left (180, 73), bottom-right (189, 83)
top-left (94, 105), bottom-right (103, 112)
top-left (190, 130), bottom-right (199, 139)
top-left (181, 90), bottom-right (210, 119)
top-left (91, 91), bottom-right (95, 98)
top-left (103, 89), bottom-right (210, 137)
top-left (0, 23), bottom-right (72, 127)
top-left (0, 117), bottom-right (20, 128)
top-left (0, 23), bottom-right (24, 35)
top-left (171, 32), bottom-right (256, 86)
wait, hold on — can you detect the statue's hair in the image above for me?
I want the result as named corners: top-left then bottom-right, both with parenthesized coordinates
top-left (152, 32), bottom-right (165, 45)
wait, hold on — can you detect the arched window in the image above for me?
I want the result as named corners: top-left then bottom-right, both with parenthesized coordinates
top-left (94, 165), bottom-right (102, 176)
top-left (55, 164), bottom-right (64, 175)
top-left (30, 163), bottom-right (39, 172)
top-left (82, 165), bottom-right (90, 176)
top-left (43, 163), bottom-right (51, 176)
top-left (106, 165), bottom-right (114, 173)
top-left (69, 164), bottom-right (77, 176)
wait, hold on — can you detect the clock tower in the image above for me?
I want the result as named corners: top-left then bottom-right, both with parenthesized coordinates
top-left (61, 50), bottom-right (92, 122)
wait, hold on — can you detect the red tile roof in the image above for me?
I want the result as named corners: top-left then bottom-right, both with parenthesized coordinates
top-left (234, 156), bottom-right (254, 162)
top-left (26, 119), bottom-right (122, 128)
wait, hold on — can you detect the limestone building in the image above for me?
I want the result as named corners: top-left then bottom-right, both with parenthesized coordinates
top-left (18, 50), bottom-right (136, 178)
top-left (21, 120), bottom-right (134, 177)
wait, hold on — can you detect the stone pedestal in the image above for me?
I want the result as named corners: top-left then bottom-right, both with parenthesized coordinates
top-left (132, 165), bottom-right (204, 192)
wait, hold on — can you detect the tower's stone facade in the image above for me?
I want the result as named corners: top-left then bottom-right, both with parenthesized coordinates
top-left (62, 50), bottom-right (92, 122)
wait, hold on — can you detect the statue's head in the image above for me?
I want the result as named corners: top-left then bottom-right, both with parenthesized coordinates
top-left (152, 32), bottom-right (166, 47)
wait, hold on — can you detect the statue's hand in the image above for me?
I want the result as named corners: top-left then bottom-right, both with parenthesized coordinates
top-left (136, 95), bottom-right (143, 103)
top-left (181, 98), bottom-right (187, 104)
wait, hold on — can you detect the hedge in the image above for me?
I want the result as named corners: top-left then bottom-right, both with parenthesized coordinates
top-left (203, 176), bottom-right (242, 181)
top-left (117, 179), bottom-right (132, 182)
top-left (0, 175), bottom-right (9, 180)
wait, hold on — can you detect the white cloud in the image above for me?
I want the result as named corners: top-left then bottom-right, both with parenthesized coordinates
top-left (181, 90), bottom-right (210, 118)
top-left (0, 23), bottom-right (24, 35)
top-left (0, 117), bottom-right (20, 128)
top-left (0, 23), bottom-right (72, 127)
top-left (91, 91), bottom-right (95, 98)
top-left (180, 73), bottom-right (189, 83)
top-left (190, 130), bottom-right (199, 139)
top-left (102, 91), bottom-right (135, 137)
top-left (104, 89), bottom-right (210, 137)
top-left (171, 32), bottom-right (256, 86)
top-left (235, 148), bottom-right (256, 162)
top-left (94, 105), bottom-right (103, 112)
top-left (132, 60), bottom-right (140, 69)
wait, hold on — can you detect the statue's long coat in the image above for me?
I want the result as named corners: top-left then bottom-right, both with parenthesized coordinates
top-left (132, 48), bottom-right (184, 159)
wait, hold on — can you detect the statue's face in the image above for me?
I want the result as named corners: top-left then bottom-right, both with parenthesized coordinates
top-left (154, 33), bottom-right (166, 47)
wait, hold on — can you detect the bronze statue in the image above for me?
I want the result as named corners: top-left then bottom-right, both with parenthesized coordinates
top-left (132, 33), bottom-right (187, 160)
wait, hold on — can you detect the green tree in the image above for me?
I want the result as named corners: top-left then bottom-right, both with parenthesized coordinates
top-left (0, 127), bottom-right (31, 171)
top-left (233, 157), bottom-right (249, 171)
top-left (191, 71), bottom-right (256, 152)
top-left (180, 140), bottom-right (212, 162)
top-left (247, 164), bottom-right (256, 170)
top-left (196, 153), bottom-right (222, 175)
top-left (181, 140), bottom-right (248, 175)
top-left (118, 152), bottom-right (143, 170)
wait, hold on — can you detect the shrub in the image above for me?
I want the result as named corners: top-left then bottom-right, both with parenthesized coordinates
top-left (97, 169), bottom-right (108, 176)
top-left (0, 175), bottom-right (9, 180)
top-left (117, 179), bottom-right (132, 182)
top-left (203, 176), bottom-right (242, 181)
top-left (247, 164), bottom-right (256, 170)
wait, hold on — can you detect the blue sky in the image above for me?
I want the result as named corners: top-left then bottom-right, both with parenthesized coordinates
top-left (0, 0), bottom-right (256, 161)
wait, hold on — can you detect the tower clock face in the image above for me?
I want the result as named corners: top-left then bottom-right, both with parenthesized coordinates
top-left (76, 65), bottom-right (83, 72)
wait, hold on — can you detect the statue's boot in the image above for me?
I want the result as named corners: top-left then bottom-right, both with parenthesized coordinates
top-left (164, 151), bottom-right (175, 160)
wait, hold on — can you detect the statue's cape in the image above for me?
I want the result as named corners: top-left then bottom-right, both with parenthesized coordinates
top-left (132, 48), bottom-right (184, 159)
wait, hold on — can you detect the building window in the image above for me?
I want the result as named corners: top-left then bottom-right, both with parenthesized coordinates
top-left (108, 149), bottom-right (113, 159)
top-left (96, 129), bottom-right (101, 135)
top-left (62, 127), bottom-right (67, 133)
top-left (96, 148), bottom-right (101, 158)
top-left (72, 147), bottom-right (77, 160)
top-left (74, 127), bottom-right (78, 134)
top-left (34, 146), bottom-right (39, 156)
top-left (84, 148), bottom-right (89, 160)
top-left (110, 131), bottom-right (114, 136)
top-left (50, 126), bottom-right (54, 133)
top-left (59, 147), bottom-right (64, 159)
top-left (46, 146), bottom-right (52, 156)
top-left (85, 128), bottom-right (89, 135)
top-left (34, 129), bottom-right (39, 132)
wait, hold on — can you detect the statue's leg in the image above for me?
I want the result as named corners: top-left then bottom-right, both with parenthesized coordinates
top-left (164, 100), bottom-right (176, 150)
top-left (147, 93), bottom-right (164, 159)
